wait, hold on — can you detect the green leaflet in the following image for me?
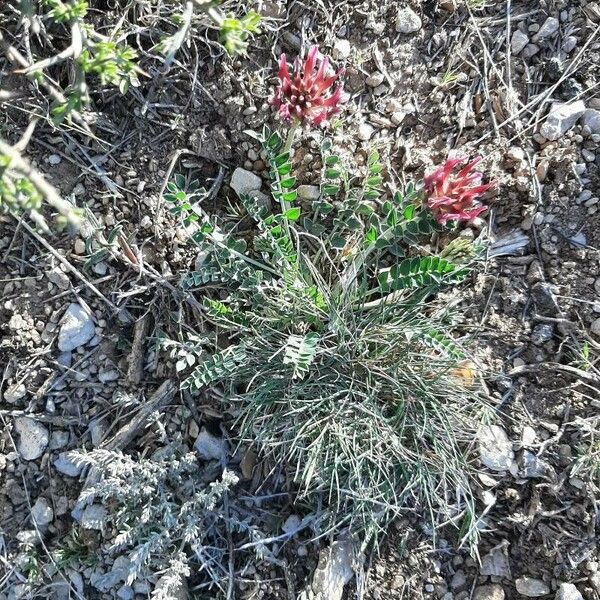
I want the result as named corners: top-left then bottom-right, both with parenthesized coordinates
top-left (377, 256), bottom-right (465, 293)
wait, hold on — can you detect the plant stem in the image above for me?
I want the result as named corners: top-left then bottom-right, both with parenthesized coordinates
top-left (283, 120), bottom-right (300, 155)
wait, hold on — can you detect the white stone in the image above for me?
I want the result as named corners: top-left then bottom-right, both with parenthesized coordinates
top-left (4, 382), bottom-right (26, 403)
top-left (582, 109), bottom-right (600, 134)
top-left (366, 72), bottom-right (385, 87)
top-left (93, 261), bottom-right (108, 276)
top-left (194, 428), bottom-right (228, 462)
top-left (230, 167), bottom-right (262, 197)
top-left (308, 535), bottom-right (356, 600)
top-left (31, 497), bottom-right (54, 528)
top-left (297, 185), bottom-right (321, 201)
top-left (480, 546), bottom-right (511, 577)
top-left (556, 582), bottom-right (584, 600)
top-left (396, 8), bottom-right (422, 33)
top-left (478, 425), bottom-right (515, 471)
top-left (540, 101), bottom-right (586, 141)
top-left (515, 577), bottom-right (550, 597)
top-left (358, 123), bottom-right (374, 141)
top-left (49, 430), bottom-right (70, 450)
top-left (506, 146), bottom-right (525, 161)
top-left (522, 44), bottom-right (540, 58)
top-left (473, 585), bottom-right (505, 600)
top-left (98, 369), bottom-right (120, 383)
top-left (48, 154), bottom-right (62, 165)
top-left (47, 267), bottom-right (70, 290)
top-left (534, 17), bottom-right (559, 41)
top-left (562, 36), bottom-right (578, 53)
top-left (58, 303), bottom-right (95, 352)
top-left (54, 452), bottom-right (83, 477)
top-left (332, 39), bottom-right (351, 60)
top-left (591, 318), bottom-right (600, 336)
top-left (117, 585), bottom-right (134, 600)
top-left (14, 417), bottom-right (49, 461)
top-left (80, 504), bottom-right (107, 530)
top-left (511, 30), bottom-right (529, 54)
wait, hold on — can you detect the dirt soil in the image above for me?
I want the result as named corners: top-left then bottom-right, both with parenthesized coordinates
top-left (1, 1), bottom-right (600, 599)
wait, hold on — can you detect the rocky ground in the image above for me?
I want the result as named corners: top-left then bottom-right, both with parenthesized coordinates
top-left (1, 0), bottom-right (600, 599)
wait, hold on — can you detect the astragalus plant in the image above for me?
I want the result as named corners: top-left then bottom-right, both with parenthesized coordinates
top-left (169, 46), bottom-right (495, 540)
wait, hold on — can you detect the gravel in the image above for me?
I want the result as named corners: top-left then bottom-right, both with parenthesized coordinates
top-left (14, 417), bottom-right (49, 461)
top-left (473, 584), bottom-right (505, 600)
top-left (332, 39), bottom-right (351, 60)
top-left (3, 382), bottom-right (26, 403)
top-left (533, 17), bottom-right (559, 41)
top-left (298, 185), bottom-right (321, 201)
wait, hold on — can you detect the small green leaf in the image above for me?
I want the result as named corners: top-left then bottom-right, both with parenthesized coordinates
top-left (325, 155), bottom-right (339, 166)
top-left (277, 163), bottom-right (292, 176)
top-left (330, 235), bottom-right (346, 249)
top-left (367, 150), bottom-right (380, 166)
top-left (323, 184), bottom-right (340, 196)
top-left (366, 226), bottom-right (378, 245)
top-left (280, 177), bottom-right (296, 189)
top-left (283, 190), bottom-right (298, 203)
top-left (326, 168), bottom-right (341, 179)
top-left (403, 204), bottom-right (415, 220)
top-left (285, 207), bottom-right (301, 220)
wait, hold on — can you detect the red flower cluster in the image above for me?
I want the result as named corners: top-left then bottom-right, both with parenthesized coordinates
top-left (271, 45), bottom-right (345, 127)
top-left (424, 157), bottom-right (493, 225)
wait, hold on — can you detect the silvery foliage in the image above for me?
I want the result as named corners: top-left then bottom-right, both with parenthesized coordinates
top-left (73, 444), bottom-right (240, 594)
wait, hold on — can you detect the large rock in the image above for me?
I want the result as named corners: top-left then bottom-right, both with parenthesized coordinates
top-left (479, 425), bottom-right (515, 472)
top-left (533, 17), bottom-right (559, 41)
top-left (58, 303), bottom-right (95, 351)
top-left (194, 428), bottom-right (228, 462)
top-left (556, 582), bottom-right (584, 600)
top-left (515, 577), bottom-right (550, 597)
top-left (14, 417), bottom-right (49, 461)
top-left (511, 30), bottom-right (529, 54)
top-left (54, 452), bottom-right (83, 477)
top-left (230, 168), bottom-right (262, 197)
top-left (540, 101), bottom-right (586, 140)
top-left (31, 497), bottom-right (54, 529)
top-left (581, 109), bottom-right (600, 134)
top-left (306, 535), bottom-right (357, 600)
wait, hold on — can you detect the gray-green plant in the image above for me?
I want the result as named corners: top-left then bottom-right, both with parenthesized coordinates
top-left (165, 127), bottom-right (493, 542)
top-left (72, 446), bottom-right (239, 595)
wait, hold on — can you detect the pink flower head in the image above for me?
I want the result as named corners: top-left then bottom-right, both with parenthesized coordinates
top-left (423, 157), bottom-right (493, 225)
top-left (271, 45), bottom-right (346, 127)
